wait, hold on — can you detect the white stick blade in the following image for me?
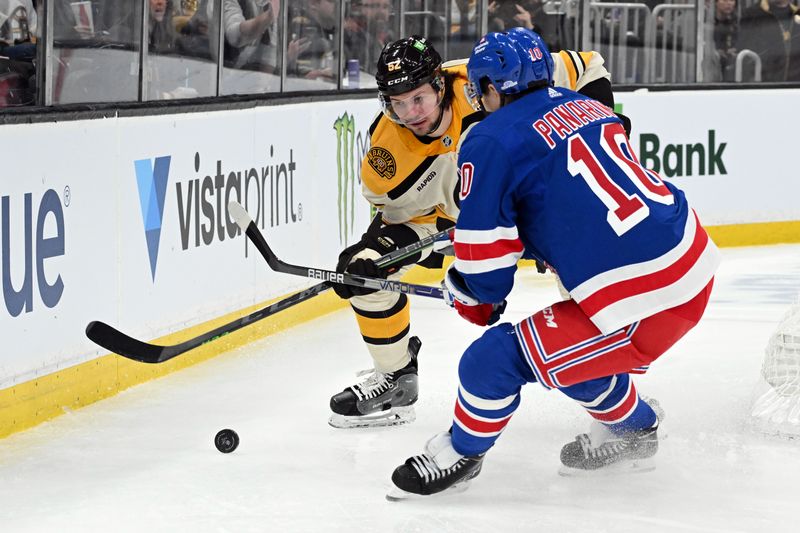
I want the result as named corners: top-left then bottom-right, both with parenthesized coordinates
top-left (228, 201), bottom-right (252, 232)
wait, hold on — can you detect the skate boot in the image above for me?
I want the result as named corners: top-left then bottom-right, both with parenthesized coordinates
top-left (559, 423), bottom-right (659, 476)
top-left (387, 431), bottom-right (484, 501)
top-left (328, 336), bottom-right (421, 429)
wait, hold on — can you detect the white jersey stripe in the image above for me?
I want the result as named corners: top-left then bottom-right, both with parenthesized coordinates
top-left (571, 213), bottom-right (698, 302)
top-left (585, 379), bottom-right (633, 414)
top-left (575, 375), bottom-right (619, 408)
top-left (458, 384), bottom-right (517, 411)
top-left (589, 238), bottom-right (720, 334)
top-left (456, 252), bottom-right (523, 274)
top-left (454, 225), bottom-right (519, 244)
top-left (456, 397), bottom-right (515, 424)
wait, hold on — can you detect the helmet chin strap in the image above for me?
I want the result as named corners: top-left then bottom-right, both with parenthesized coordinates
top-left (423, 79), bottom-right (448, 136)
top-left (423, 101), bottom-right (446, 136)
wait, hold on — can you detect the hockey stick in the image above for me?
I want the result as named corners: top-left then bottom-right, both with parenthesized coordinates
top-left (230, 201), bottom-right (449, 301)
top-left (85, 225), bottom-right (451, 364)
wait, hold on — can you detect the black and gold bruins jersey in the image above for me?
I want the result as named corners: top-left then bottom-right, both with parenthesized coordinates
top-left (552, 50), bottom-right (610, 92)
top-left (360, 52), bottom-right (611, 227)
top-left (362, 61), bottom-right (479, 226)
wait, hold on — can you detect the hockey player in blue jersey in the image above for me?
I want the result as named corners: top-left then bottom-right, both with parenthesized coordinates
top-left (387, 29), bottom-right (721, 499)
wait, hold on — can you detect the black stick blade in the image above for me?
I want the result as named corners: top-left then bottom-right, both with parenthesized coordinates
top-left (85, 321), bottom-right (167, 363)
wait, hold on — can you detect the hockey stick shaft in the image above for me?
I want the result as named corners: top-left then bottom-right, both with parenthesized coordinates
top-left (86, 283), bottom-right (331, 364)
top-left (85, 223), bottom-right (450, 363)
top-left (230, 201), bottom-right (449, 301)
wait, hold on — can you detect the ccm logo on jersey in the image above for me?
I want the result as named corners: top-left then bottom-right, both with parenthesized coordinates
top-left (542, 306), bottom-right (558, 328)
top-left (459, 162), bottom-right (474, 200)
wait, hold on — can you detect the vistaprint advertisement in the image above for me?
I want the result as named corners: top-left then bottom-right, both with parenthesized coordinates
top-left (0, 101), bottom-right (376, 388)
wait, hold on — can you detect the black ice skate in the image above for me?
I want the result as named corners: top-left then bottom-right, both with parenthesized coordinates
top-left (387, 432), bottom-right (484, 501)
top-left (559, 424), bottom-right (659, 476)
top-left (328, 336), bottom-right (421, 429)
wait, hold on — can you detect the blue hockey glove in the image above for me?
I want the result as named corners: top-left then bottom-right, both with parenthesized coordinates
top-left (443, 264), bottom-right (506, 326)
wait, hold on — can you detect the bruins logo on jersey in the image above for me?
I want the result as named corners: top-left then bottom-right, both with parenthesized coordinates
top-left (367, 147), bottom-right (397, 179)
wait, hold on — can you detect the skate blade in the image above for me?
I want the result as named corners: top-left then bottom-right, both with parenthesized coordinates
top-left (558, 457), bottom-right (655, 477)
top-left (385, 480), bottom-right (473, 502)
top-left (328, 406), bottom-right (415, 429)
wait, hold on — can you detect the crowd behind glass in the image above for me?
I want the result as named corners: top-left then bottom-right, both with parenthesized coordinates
top-left (0, 0), bottom-right (797, 108)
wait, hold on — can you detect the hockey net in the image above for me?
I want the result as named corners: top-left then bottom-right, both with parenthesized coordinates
top-left (750, 301), bottom-right (800, 439)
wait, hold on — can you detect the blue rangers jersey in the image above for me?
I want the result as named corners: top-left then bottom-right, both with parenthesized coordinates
top-left (454, 86), bottom-right (721, 335)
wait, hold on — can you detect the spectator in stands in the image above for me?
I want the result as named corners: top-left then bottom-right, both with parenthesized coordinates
top-left (451, 0), bottom-right (477, 36)
top-left (98, 2), bottom-right (180, 58)
top-left (0, 0), bottom-right (36, 61)
top-left (738, 0), bottom-right (800, 81)
top-left (714, 0), bottom-right (738, 81)
top-left (173, 0), bottom-right (197, 33)
top-left (148, 0), bottom-right (201, 99)
top-left (487, 1), bottom-right (561, 49)
top-left (179, 0), bottom-right (212, 59)
top-left (450, 0), bottom-right (482, 58)
top-left (288, 0), bottom-right (338, 82)
top-left (149, 0), bottom-right (178, 54)
top-left (489, 1), bottom-right (534, 32)
top-left (344, 0), bottom-right (393, 75)
top-left (211, 0), bottom-right (280, 71)
top-left (0, 0), bottom-right (36, 106)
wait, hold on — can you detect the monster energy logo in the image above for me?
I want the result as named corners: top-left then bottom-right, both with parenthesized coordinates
top-left (333, 112), bottom-right (370, 246)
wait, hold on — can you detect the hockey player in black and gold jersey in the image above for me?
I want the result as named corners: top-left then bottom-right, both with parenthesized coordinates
top-left (328, 33), bottom-right (626, 429)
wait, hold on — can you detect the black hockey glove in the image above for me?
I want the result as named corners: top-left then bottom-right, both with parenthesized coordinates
top-left (332, 233), bottom-right (399, 300)
top-left (615, 112), bottom-right (632, 137)
top-left (336, 233), bottom-right (399, 272)
top-left (333, 257), bottom-right (384, 299)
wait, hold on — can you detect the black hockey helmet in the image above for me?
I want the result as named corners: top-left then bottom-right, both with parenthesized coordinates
top-left (376, 36), bottom-right (443, 97)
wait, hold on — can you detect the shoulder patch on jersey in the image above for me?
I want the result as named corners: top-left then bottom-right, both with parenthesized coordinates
top-left (367, 147), bottom-right (397, 179)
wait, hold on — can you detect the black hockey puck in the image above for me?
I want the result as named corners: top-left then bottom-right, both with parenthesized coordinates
top-left (214, 429), bottom-right (239, 453)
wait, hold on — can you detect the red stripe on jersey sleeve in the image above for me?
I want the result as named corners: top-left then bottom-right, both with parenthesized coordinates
top-left (454, 238), bottom-right (524, 261)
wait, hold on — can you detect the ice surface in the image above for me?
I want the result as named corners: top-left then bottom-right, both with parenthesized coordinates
top-left (1, 245), bottom-right (799, 532)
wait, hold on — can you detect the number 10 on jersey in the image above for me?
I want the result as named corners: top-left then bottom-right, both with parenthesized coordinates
top-left (567, 122), bottom-right (674, 236)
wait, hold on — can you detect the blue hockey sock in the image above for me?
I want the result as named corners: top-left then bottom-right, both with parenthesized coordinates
top-left (560, 374), bottom-right (657, 434)
top-left (451, 385), bottom-right (521, 457)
